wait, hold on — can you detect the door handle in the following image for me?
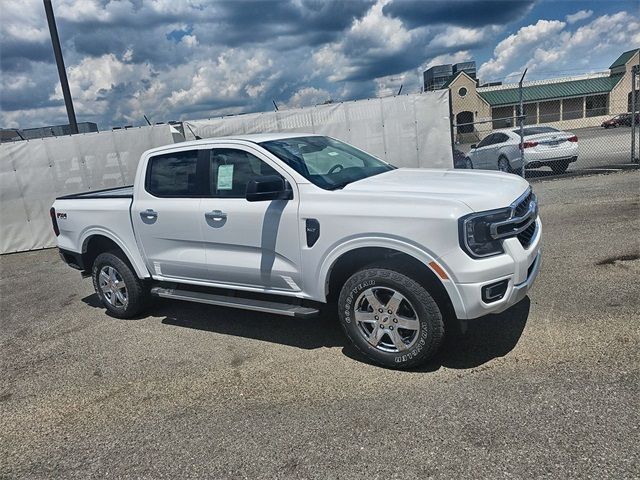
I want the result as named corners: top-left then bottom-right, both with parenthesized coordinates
top-left (141, 209), bottom-right (158, 220)
top-left (205, 210), bottom-right (227, 220)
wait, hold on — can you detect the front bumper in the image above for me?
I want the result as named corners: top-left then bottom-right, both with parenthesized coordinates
top-left (438, 218), bottom-right (542, 319)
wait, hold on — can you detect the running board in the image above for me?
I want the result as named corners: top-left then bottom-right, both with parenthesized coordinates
top-left (150, 287), bottom-right (320, 319)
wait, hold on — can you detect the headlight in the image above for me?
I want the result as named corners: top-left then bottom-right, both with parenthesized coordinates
top-left (459, 208), bottom-right (512, 258)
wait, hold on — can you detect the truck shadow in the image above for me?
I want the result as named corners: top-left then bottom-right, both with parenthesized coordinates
top-left (341, 297), bottom-right (530, 372)
top-left (81, 294), bottom-right (529, 370)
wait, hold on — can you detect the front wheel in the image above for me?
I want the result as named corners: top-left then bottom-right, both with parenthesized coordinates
top-left (465, 157), bottom-right (473, 169)
top-left (498, 156), bottom-right (512, 173)
top-left (92, 251), bottom-right (149, 318)
top-left (338, 267), bottom-right (444, 369)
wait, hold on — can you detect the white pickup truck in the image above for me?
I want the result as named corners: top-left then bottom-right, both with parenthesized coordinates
top-left (52, 133), bottom-right (541, 368)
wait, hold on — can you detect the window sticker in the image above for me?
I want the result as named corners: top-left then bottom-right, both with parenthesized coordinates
top-left (217, 164), bottom-right (234, 190)
top-left (327, 151), bottom-right (339, 156)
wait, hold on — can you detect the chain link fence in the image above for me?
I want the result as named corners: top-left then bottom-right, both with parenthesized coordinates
top-left (451, 77), bottom-right (640, 178)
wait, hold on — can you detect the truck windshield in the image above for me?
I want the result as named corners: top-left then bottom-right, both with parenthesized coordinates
top-left (260, 136), bottom-right (394, 190)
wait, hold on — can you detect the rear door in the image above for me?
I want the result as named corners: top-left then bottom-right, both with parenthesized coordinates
top-left (131, 148), bottom-right (209, 281)
top-left (198, 145), bottom-right (303, 292)
top-left (491, 133), bottom-right (511, 169)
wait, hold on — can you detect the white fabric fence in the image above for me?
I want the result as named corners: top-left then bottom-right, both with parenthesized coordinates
top-left (184, 90), bottom-right (452, 169)
top-left (1, 91), bottom-right (452, 254)
top-left (0, 125), bottom-right (178, 254)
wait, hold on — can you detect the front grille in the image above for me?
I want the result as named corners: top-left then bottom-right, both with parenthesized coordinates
top-left (518, 221), bottom-right (537, 248)
top-left (514, 191), bottom-right (532, 217)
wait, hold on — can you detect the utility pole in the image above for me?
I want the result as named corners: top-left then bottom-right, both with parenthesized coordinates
top-left (43, 0), bottom-right (78, 134)
top-left (518, 69), bottom-right (528, 178)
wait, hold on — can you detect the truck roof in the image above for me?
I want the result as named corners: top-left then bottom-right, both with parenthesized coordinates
top-left (148, 132), bottom-right (320, 154)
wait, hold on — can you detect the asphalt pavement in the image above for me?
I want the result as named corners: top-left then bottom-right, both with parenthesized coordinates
top-left (1, 171), bottom-right (639, 479)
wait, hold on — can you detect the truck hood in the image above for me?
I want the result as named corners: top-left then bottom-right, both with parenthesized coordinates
top-left (343, 168), bottom-right (530, 212)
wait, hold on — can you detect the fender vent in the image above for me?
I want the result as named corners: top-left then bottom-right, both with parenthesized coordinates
top-left (306, 219), bottom-right (320, 247)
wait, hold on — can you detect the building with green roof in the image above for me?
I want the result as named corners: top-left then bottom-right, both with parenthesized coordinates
top-left (437, 48), bottom-right (639, 143)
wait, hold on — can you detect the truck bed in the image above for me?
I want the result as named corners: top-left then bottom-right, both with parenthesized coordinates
top-left (57, 185), bottom-right (133, 200)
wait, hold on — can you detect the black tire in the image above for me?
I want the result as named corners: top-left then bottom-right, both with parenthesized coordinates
top-left (92, 251), bottom-right (149, 318)
top-left (338, 266), bottom-right (444, 369)
top-left (498, 156), bottom-right (512, 173)
top-left (465, 157), bottom-right (473, 169)
top-left (551, 160), bottom-right (569, 174)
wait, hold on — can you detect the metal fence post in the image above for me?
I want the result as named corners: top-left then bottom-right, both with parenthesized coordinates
top-left (631, 64), bottom-right (639, 164)
top-left (518, 69), bottom-right (528, 178)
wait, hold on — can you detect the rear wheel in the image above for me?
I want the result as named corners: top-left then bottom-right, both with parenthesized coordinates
top-left (338, 266), bottom-right (444, 369)
top-left (498, 156), bottom-right (511, 173)
top-left (551, 160), bottom-right (569, 174)
top-left (92, 251), bottom-right (149, 318)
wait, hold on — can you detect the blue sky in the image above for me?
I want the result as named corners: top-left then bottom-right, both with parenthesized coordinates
top-left (1, 0), bottom-right (638, 129)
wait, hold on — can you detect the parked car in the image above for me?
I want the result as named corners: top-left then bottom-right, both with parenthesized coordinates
top-left (453, 148), bottom-right (473, 169)
top-left (467, 126), bottom-right (578, 174)
top-left (601, 113), bottom-right (640, 128)
top-left (51, 134), bottom-right (541, 369)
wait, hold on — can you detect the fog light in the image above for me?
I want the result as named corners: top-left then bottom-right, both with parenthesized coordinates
top-left (482, 280), bottom-right (509, 303)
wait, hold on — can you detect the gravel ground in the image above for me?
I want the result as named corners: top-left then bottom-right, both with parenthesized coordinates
top-left (1, 171), bottom-right (639, 479)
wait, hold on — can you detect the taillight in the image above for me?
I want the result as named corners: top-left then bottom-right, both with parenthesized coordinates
top-left (520, 141), bottom-right (538, 149)
top-left (50, 207), bottom-right (60, 236)
top-left (567, 135), bottom-right (578, 142)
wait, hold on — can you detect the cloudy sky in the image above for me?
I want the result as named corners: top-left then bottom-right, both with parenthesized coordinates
top-left (1, 0), bottom-right (638, 130)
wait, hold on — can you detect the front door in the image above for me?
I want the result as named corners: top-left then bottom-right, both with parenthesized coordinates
top-left (131, 148), bottom-right (208, 281)
top-left (199, 145), bottom-right (303, 292)
top-left (472, 133), bottom-right (495, 169)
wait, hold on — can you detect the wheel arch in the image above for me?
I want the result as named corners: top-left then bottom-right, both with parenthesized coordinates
top-left (80, 229), bottom-right (149, 278)
top-left (321, 241), bottom-right (462, 322)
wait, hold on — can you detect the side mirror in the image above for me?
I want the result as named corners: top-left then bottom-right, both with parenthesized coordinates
top-left (246, 175), bottom-right (292, 202)
top-left (470, 144), bottom-right (477, 149)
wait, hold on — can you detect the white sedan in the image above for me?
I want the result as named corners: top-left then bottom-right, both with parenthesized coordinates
top-left (468, 126), bottom-right (578, 174)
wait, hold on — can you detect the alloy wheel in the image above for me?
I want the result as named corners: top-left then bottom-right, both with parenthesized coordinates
top-left (98, 265), bottom-right (129, 308)
top-left (353, 287), bottom-right (420, 353)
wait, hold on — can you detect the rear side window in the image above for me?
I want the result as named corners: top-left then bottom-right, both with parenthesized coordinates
top-left (477, 134), bottom-right (495, 147)
top-left (494, 133), bottom-right (510, 143)
top-left (146, 150), bottom-right (200, 197)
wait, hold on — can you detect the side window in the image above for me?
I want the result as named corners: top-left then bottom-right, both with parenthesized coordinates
top-left (494, 133), bottom-right (509, 144)
top-left (478, 134), bottom-right (494, 148)
top-left (146, 150), bottom-right (199, 197)
top-left (208, 149), bottom-right (282, 198)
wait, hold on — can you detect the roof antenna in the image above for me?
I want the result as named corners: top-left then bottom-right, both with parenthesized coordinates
top-left (272, 99), bottom-right (279, 111)
top-left (143, 114), bottom-right (152, 126)
top-left (397, 84), bottom-right (403, 95)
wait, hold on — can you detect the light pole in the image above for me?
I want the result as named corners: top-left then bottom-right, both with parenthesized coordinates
top-left (43, 0), bottom-right (78, 134)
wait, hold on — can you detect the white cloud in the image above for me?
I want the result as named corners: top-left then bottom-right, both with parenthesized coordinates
top-left (478, 19), bottom-right (566, 79)
top-left (4, 0), bottom-right (635, 131)
top-left (565, 10), bottom-right (593, 24)
top-left (167, 50), bottom-right (274, 109)
top-left (429, 26), bottom-right (492, 49)
top-left (478, 11), bottom-right (639, 85)
top-left (424, 51), bottom-right (473, 70)
top-left (0, 0), bottom-right (48, 42)
top-left (285, 87), bottom-right (332, 108)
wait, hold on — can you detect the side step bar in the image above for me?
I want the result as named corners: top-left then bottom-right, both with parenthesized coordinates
top-left (150, 287), bottom-right (320, 319)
